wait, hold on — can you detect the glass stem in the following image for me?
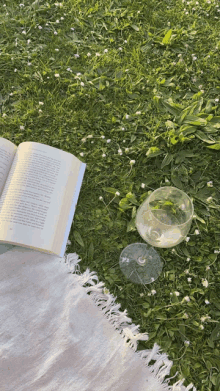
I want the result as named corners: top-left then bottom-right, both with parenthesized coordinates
top-left (137, 257), bottom-right (146, 266)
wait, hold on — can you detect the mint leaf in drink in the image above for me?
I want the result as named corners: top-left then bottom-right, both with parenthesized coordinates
top-left (149, 199), bottom-right (187, 224)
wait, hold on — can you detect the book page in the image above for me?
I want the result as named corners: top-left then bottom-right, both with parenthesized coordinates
top-left (0, 138), bottom-right (17, 196)
top-left (53, 158), bottom-right (86, 257)
top-left (0, 142), bottom-right (81, 254)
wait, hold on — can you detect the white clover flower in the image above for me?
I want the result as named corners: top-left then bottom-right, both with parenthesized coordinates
top-left (124, 40), bottom-right (127, 43)
top-left (130, 160), bottom-right (135, 165)
top-left (136, 111), bottom-right (141, 115)
top-left (200, 325), bottom-right (204, 330)
top-left (79, 152), bottom-right (84, 156)
top-left (87, 135), bottom-right (93, 138)
top-left (183, 296), bottom-right (190, 302)
top-left (183, 313), bottom-right (189, 319)
top-left (87, 53), bottom-right (91, 56)
top-left (2, 113), bottom-right (7, 117)
top-left (187, 277), bottom-right (192, 282)
top-left (125, 148), bottom-right (129, 152)
top-left (202, 279), bottom-right (209, 288)
top-left (125, 114), bottom-right (129, 119)
top-left (38, 26), bottom-right (43, 29)
top-left (55, 48), bottom-right (59, 52)
top-left (55, 74), bottom-right (60, 77)
top-left (195, 229), bottom-right (200, 235)
top-left (206, 266), bottom-right (210, 271)
top-left (201, 315), bottom-right (211, 322)
top-left (185, 237), bottom-right (190, 242)
top-left (205, 300), bottom-right (210, 304)
top-left (175, 291), bottom-right (180, 296)
top-left (39, 102), bottom-right (44, 105)
top-left (122, 127), bottom-right (125, 130)
top-left (54, 31), bottom-right (58, 35)
top-left (141, 183), bottom-right (145, 188)
top-left (104, 49), bottom-right (108, 53)
top-left (102, 153), bottom-right (106, 157)
top-left (115, 191), bottom-right (120, 196)
top-left (151, 290), bottom-right (156, 295)
top-left (140, 293), bottom-right (144, 297)
top-left (101, 135), bottom-right (105, 139)
top-left (207, 181), bottom-right (213, 187)
top-left (207, 197), bottom-right (213, 202)
top-left (99, 196), bottom-right (103, 200)
top-left (96, 53), bottom-right (100, 56)
top-left (22, 30), bottom-right (26, 34)
top-left (118, 149), bottom-right (122, 154)
top-left (20, 126), bottom-right (25, 130)
top-left (74, 54), bottom-right (80, 58)
top-left (215, 98), bottom-right (219, 102)
top-left (103, 287), bottom-right (110, 295)
top-left (184, 269), bottom-right (189, 274)
top-left (184, 340), bottom-right (190, 346)
top-left (39, 109), bottom-right (42, 113)
top-left (107, 139), bottom-right (111, 143)
top-left (80, 82), bottom-right (84, 86)
top-left (14, 69), bottom-right (17, 72)
top-left (186, 257), bottom-right (190, 261)
top-left (121, 257), bottom-right (129, 263)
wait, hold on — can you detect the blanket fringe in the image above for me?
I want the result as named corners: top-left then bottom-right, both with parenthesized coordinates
top-left (62, 252), bottom-right (196, 391)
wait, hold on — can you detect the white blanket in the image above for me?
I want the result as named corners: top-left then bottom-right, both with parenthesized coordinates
top-left (0, 246), bottom-right (196, 391)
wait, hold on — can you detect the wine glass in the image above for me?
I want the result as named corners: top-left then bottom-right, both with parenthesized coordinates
top-left (119, 186), bottom-right (194, 285)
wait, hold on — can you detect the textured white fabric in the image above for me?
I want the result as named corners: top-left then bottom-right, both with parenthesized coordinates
top-left (0, 247), bottom-right (196, 391)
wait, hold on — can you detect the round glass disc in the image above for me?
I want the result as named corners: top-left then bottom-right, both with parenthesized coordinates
top-left (119, 243), bottom-right (163, 285)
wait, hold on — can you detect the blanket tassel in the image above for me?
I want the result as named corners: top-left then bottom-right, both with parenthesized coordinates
top-left (63, 252), bottom-right (196, 391)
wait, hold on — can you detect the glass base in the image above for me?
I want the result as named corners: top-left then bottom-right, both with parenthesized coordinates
top-left (119, 243), bottom-right (163, 285)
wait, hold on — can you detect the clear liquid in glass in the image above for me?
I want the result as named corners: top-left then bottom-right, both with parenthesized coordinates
top-left (136, 203), bottom-right (187, 248)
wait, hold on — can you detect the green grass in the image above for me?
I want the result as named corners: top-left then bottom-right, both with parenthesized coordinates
top-left (1, 0), bottom-right (220, 389)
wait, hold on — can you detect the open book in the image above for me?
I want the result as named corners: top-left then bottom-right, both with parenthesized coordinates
top-left (0, 137), bottom-right (86, 257)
